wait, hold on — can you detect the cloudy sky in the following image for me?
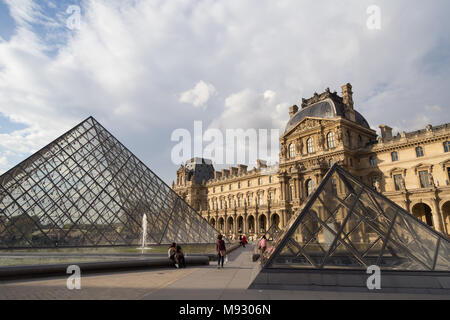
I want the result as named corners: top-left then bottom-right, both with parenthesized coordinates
top-left (0, 0), bottom-right (449, 184)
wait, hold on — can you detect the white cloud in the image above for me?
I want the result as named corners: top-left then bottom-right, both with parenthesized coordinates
top-left (179, 81), bottom-right (217, 109)
top-left (0, 0), bottom-right (449, 182)
top-left (210, 89), bottom-right (288, 131)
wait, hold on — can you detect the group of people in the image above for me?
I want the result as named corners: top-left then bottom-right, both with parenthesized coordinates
top-left (168, 234), bottom-right (268, 269)
top-left (238, 234), bottom-right (248, 248)
top-left (168, 242), bottom-right (186, 268)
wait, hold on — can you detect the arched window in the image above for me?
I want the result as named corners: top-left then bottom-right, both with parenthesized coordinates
top-left (289, 143), bottom-right (295, 158)
top-left (327, 132), bottom-right (336, 149)
top-left (306, 179), bottom-right (315, 196)
top-left (358, 135), bottom-right (363, 147)
top-left (307, 138), bottom-right (315, 154)
top-left (258, 194), bottom-right (264, 206)
top-left (416, 147), bottom-right (424, 158)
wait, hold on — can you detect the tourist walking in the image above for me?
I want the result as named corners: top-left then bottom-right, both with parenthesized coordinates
top-left (258, 235), bottom-right (267, 262)
top-left (241, 235), bottom-right (247, 248)
top-left (216, 234), bottom-right (227, 269)
top-left (239, 235), bottom-right (243, 247)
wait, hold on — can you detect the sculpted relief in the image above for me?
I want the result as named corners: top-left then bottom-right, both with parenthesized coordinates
top-left (296, 139), bottom-right (303, 155)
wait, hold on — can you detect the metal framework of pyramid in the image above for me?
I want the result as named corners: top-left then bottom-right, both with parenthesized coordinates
top-left (0, 117), bottom-right (220, 248)
top-left (263, 165), bottom-right (450, 272)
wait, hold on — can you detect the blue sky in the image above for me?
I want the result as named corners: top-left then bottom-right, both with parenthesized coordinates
top-left (0, 0), bottom-right (449, 183)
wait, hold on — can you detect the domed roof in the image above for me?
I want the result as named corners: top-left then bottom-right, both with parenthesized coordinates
top-left (285, 98), bottom-right (370, 133)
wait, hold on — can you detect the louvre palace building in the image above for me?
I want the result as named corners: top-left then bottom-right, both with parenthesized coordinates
top-left (173, 83), bottom-right (450, 240)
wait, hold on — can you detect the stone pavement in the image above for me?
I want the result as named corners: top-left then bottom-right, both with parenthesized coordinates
top-left (0, 244), bottom-right (448, 300)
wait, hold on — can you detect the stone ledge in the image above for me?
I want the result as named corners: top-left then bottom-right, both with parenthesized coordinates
top-left (0, 256), bottom-right (209, 281)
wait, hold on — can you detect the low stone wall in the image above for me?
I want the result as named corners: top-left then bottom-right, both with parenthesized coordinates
top-left (0, 256), bottom-right (209, 281)
top-left (249, 268), bottom-right (450, 294)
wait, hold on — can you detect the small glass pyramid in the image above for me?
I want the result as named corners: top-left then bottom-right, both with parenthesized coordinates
top-left (0, 117), bottom-right (220, 248)
top-left (264, 165), bottom-right (450, 271)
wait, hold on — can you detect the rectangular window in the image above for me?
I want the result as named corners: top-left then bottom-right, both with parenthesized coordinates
top-left (444, 141), bottom-right (450, 153)
top-left (394, 174), bottom-right (403, 191)
top-left (416, 147), bottom-right (424, 158)
top-left (391, 152), bottom-right (399, 162)
top-left (419, 170), bottom-right (430, 188)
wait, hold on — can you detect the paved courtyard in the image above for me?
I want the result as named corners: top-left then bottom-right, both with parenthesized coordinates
top-left (0, 245), bottom-right (448, 300)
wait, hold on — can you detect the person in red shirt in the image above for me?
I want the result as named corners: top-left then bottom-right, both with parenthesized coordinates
top-left (241, 235), bottom-right (247, 248)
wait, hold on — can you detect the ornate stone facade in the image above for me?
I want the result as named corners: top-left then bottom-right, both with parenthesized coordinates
top-left (173, 83), bottom-right (450, 240)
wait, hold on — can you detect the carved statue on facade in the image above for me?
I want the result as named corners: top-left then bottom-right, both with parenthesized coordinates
top-left (336, 129), bottom-right (342, 144)
top-left (280, 142), bottom-right (287, 158)
top-left (318, 134), bottom-right (325, 150)
top-left (400, 177), bottom-right (406, 190)
top-left (374, 179), bottom-right (381, 193)
top-left (296, 139), bottom-right (303, 155)
top-left (429, 173), bottom-right (436, 188)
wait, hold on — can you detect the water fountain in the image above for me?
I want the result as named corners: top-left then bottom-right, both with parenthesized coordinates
top-left (139, 213), bottom-right (150, 252)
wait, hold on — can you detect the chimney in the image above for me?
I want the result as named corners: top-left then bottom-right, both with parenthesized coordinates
top-left (238, 164), bottom-right (248, 175)
top-left (221, 169), bottom-right (230, 178)
top-left (289, 105), bottom-right (299, 118)
top-left (379, 125), bottom-right (393, 141)
top-left (257, 160), bottom-right (267, 169)
top-left (341, 83), bottom-right (354, 110)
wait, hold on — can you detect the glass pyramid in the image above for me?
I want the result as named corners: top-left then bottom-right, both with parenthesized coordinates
top-left (263, 165), bottom-right (450, 272)
top-left (0, 117), bottom-right (220, 248)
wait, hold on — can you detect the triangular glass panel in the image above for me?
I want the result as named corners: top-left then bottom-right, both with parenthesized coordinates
top-left (264, 164), bottom-right (450, 272)
top-left (0, 117), bottom-right (221, 248)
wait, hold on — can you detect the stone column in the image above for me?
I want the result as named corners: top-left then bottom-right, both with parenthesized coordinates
top-left (431, 198), bottom-right (445, 234)
top-left (243, 212), bottom-right (248, 235)
top-left (280, 180), bottom-right (286, 201)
